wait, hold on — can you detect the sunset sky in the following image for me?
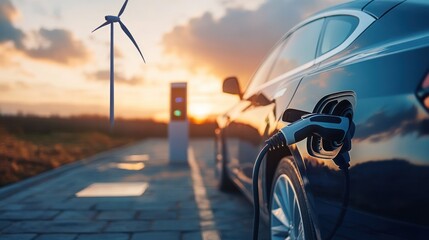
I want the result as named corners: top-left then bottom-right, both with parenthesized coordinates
top-left (0, 0), bottom-right (343, 122)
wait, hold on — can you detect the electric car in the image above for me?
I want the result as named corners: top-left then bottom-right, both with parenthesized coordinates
top-left (215, 0), bottom-right (429, 239)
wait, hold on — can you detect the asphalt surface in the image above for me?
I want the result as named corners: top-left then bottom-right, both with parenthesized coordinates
top-left (0, 139), bottom-right (253, 240)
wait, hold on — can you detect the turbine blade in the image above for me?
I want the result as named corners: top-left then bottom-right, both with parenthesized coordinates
top-left (119, 21), bottom-right (146, 63)
top-left (92, 21), bottom-right (110, 33)
top-left (118, 0), bottom-right (129, 17)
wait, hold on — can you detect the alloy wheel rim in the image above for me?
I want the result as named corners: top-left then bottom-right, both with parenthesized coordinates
top-left (271, 174), bottom-right (305, 240)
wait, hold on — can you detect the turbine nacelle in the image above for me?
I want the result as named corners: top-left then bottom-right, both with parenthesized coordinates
top-left (105, 15), bottom-right (120, 23)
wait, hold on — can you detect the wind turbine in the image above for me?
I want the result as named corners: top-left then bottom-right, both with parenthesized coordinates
top-left (92, 0), bottom-right (145, 127)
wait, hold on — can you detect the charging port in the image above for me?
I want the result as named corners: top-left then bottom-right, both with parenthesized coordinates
top-left (309, 92), bottom-right (356, 159)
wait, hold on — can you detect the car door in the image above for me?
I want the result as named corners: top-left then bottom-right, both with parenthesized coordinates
top-left (281, 13), bottom-right (402, 239)
top-left (223, 18), bottom-right (325, 196)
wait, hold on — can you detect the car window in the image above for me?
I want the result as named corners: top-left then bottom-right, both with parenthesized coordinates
top-left (320, 15), bottom-right (359, 55)
top-left (268, 19), bottom-right (324, 81)
top-left (243, 41), bottom-right (285, 97)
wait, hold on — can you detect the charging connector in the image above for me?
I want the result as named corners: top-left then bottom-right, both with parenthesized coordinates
top-left (252, 114), bottom-right (354, 240)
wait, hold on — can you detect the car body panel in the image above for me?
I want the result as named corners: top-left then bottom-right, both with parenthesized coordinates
top-left (222, 75), bottom-right (306, 193)
top-left (363, 0), bottom-right (405, 19)
top-left (287, 45), bottom-right (429, 239)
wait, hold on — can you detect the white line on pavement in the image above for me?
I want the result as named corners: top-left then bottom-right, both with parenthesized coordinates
top-left (188, 147), bottom-right (221, 240)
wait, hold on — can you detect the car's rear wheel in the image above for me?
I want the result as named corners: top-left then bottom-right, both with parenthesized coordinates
top-left (216, 141), bottom-right (236, 192)
top-left (218, 158), bottom-right (236, 191)
top-left (270, 158), bottom-right (315, 240)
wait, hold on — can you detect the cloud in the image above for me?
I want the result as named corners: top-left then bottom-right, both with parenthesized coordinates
top-left (162, 0), bottom-right (344, 85)
top-left (24, 28), bottom-right (91, 65)
top-left (0, 0), bottom-right (24, 48)
top-left (0, 44), bottom-right (19, 67)
top-left (86, 70), bottom-right (144, 86)
top-left (0, 0), bottom-right (90, 65)
top-left (219, 0), bottom-right (265, 10)
top-left (0, 81), bottom-right (29, 92)
top-left (0, 83), bottom-right (10, 91)
top-left (354, 106), bottom-right (429, 142)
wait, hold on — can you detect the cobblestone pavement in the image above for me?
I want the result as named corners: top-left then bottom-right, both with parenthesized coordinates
top-left (0, 139), bottom-right (253, 240)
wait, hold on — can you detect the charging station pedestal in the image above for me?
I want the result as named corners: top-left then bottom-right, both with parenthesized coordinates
top-left (168, 82), bottom-right (188, 164)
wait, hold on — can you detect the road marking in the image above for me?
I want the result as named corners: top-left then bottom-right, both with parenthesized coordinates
top-left (188, 147), bottom-right (221, 240)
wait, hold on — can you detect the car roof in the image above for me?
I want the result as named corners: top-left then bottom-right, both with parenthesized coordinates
top-left (316, 0), bottom-right (409, 19)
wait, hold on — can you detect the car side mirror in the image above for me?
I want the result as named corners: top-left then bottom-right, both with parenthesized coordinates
top-left (222, 76), bottom-right (243, 100)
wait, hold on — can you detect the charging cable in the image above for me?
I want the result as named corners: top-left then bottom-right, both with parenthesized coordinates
top-left (252, 114), bottom-right (354, 240)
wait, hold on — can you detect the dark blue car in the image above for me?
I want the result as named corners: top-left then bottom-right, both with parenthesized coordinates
top-left (215, 0), bottom-right (429, 239)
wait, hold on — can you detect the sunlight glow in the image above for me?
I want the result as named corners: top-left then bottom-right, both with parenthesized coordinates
top-left (189, 103), bottom-right (213, 123)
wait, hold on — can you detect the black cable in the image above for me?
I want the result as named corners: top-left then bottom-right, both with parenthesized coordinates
top-left (252, 132), bottom-right (285, 240)
top-left (324, 167), bottom-right (350, 240)
top-left (252, 144), bottom-right (270, 240)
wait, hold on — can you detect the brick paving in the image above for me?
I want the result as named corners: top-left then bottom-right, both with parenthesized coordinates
top-left (0, 139), bottom-right (252, 240)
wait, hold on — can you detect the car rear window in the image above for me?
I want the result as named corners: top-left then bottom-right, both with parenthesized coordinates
top-left (320, 15), bottom-right (359, 55)
top-left (268, 19), bottom-right (324, 81)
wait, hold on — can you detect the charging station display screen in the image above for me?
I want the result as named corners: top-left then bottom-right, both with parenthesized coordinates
top-left (170, 87), bottom-right (187, 121)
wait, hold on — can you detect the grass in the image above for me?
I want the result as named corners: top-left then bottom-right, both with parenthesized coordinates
top-left (0, 128), bottom-right (136, 187)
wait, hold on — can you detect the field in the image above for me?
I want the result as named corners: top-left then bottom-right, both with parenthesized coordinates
top-left (0, 115), bottom-right (215, 186)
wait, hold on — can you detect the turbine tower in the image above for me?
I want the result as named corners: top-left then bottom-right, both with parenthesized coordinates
top-left (92, 0), bottom-right (145, 127)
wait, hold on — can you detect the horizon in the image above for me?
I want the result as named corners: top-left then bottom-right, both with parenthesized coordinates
top-left (0, 111), bottom-right (219, 124)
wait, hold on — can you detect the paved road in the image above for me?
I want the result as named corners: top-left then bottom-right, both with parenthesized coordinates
top-left (0, 139), bottom-right (253, 240)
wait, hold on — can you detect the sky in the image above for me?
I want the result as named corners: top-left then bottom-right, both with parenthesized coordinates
top-left (0, 0), bottom-right (345, 122)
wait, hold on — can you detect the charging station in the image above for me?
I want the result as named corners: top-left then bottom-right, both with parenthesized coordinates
top-left (168, 82), bottom-right (189, 164)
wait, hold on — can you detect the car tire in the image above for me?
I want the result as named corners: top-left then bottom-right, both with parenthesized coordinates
top-left (216, 141), bottom-right (236, 192)
top-left (269, 158), bottom-right (315, 240)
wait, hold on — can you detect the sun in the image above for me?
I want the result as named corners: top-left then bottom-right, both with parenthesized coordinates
top-left (189, 103), bottom-right (212, 124)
